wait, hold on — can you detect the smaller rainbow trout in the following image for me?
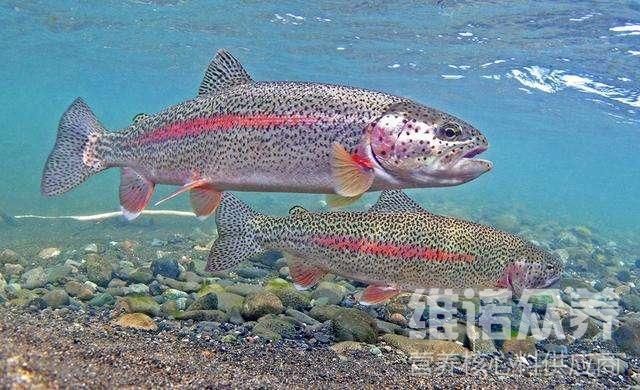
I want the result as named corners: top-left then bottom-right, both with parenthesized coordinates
top-left (207, 191), bottom-right (562, 303)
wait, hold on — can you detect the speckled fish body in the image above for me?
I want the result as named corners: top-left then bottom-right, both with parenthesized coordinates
top-left (41, 50), bottom-right (491, 220)
top-left (207, 191), bottom-right (563, 303)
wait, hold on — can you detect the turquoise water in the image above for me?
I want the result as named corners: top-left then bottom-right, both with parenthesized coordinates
top-left (1, 0), bottom-right (639, 238)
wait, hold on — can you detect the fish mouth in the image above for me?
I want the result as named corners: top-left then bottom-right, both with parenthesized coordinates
top-left (543, 274), bottom-right (561, 288)
top-left (462, 146), bottom-right (488, 159)
top-left (449, 146), bottom-right (493, 178)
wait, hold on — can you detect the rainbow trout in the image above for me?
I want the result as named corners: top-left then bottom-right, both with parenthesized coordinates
top-left (42, 50), bottom-right (491, 219)
top-left (208, 191), bottom-right (562, 303)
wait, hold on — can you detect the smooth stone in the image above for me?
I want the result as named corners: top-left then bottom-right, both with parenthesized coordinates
top-left (42, 288), bottom-right (69, 308)
top-left (6, 283), bottom-right (21, 298)
top-left (85, 254), bottom-right (113, 287)
top-left (83, 243), bottom-right (99, 254)
top-left (330, 341), bottom-right (369, 355)
top-left (543, 343), bottom-right (568, 354)
top-left (129, 269), bottom-right (154, 284)
top-left (0, 249), bottom-right (20, 264)
top-left (466, 325), bottom-right (497, 353)
top-left (106, 286), bottom-right (129, 297)
top-left (285, 308), bottom-right (320, 326)
top-left (587, 354), bottom-right (628, 375)
top-left (252, 314), bottom-right (296, 341)
top-left (161, 300), bottom-right (180, 317)
top-left (226, 283), bottom-right (263, 297)
top-left (46, 265), bottom-right (72, 284)
top-left (187, 293), bottom-right (218, 311)
top-left (180, 271), bottom-right (203, 284)
top-left (38, 247), bottom-right (61, 260)
top-left (114, 313), bottom-right (157, 331)
top-left (311, 282), bottom-right (347, 305)
top-left (221, 334), bottom-right (236, 343)
top-left (157, 275), bottom-right (200, 293)
top-left (381, 334), bottom-right (470, 357)
top-left (613, 318), bottom-right (640, 355)
top-left (236, 265), bottom-right (270, 279)
top-left (175, 309), bottom-right (229, 322)
top-left (375, 319), bottom-right (402, 334)
top-left (151, 258), bottom-right (180, 279)
top-left (123, 295), bottom-right (161, 316)
top-left (309, 305), bottom-right (377, 343)
top-left (215, 292), bottom-right (244, 313)
top-left (88, 292), bottom-right (115, 307)
top-left (4, 263), bottom-right (24, 277)
top-left (621, 293), bottom-right (640, 312)
top-left (389, 312), bottom-right (408, 326)
top-left (163, 288), bottom-right (189, 300)
top-left (64, 280), bottom-right (94, 300)
top-left (21, 267), bottom-right (48, 289)
top-left (502, 338), bottom-right (537, 355)
top-left (197, 283), bottom-right (226, 296)
top-left (128, 283), bottom-right (150, 295)
top-left (242, 291), bottom-right (284, 320)
top-left (265, 279), bottom-right (311, 311)
top-left (108, 278), bottom-right (127, 288)
top-left (617, 270), bottom-right (631, 283)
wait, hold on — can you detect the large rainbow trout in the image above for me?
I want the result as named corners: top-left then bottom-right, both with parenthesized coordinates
top-left (208, 191), bottom-right (562, 303)
top-left (42, 50), bottom-right (491, 219)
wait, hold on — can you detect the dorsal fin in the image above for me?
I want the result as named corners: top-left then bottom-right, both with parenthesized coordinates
top-left (198, 50), bottom-right (253, 96)
top-left (289, 205), bottom-right (309, 216)
top-left (132, 113), bottom-right (150, 126)
top-left (369, 190), bottom-right (427, 213)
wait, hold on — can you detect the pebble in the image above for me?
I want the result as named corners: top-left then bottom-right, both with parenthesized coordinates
top-left (128, 283), bottom-right (150, 295)
top-left (64, 281), bottom-right (94, 300)
top-left (252, 314), bottom-right (297, 341)
top-left (88, 292), bottom-right (115, 307)
top-left (163, 288), bottom-right (189, 300)
top-left (157, 275), bottom-right (200, 293)
top-left (114, 313), bottom-right (157, 331)
top-left (6, 283), bottom-right (21, 298)
top-left (310, 305), bottom-right (377, 343)
top-left (242, 291), bottom-right (284, 320)
top-left (612, 318), bottom-right (640, 355)
top-left (42, 289), bottom-right (70, 308)
top-left (85, 254), bottom-right (113, 287)
top-left (188, 293), bottom-right (218, 311)
top-left (21, 267), bottom-right (48, 289)
top-left (0, 248), bottom-right (19, 263)
top-left (4, 263), bottom-right (24, 277)
top-left (311, 282), bottom-right (347, 305)
top-left (151, 258), bottom-right (180, 279)
top-left (285, 308), bottom-right (320, 326)
top-left (38, 247), bottom-right (61, 260)
top-left (125, 295), bottom-right (162, 315)
top-left (381, 334), bottom-right (470, 357)
top-left (83, 243), bottom-right (99, 254)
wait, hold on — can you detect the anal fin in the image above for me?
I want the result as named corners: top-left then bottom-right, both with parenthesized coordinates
top-left (190, 184), bottom-right (222, 220)
top-left (119, 167), bottom-right (154, 221)
top-left (286, 255), bottom-right (328, 290)
top-left (359, 285), bottom-right (400, 305)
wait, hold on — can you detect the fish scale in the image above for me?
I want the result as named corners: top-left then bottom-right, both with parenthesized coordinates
top-left (42, 50), bottom-right (491, 220)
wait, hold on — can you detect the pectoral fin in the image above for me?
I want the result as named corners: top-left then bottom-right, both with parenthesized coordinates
top-left (119, 167), bottom-right (154, 221)
top-left (330, 143), bottom-right (375, 197)
top-left (325, 194), bottom-right (363, 208)
top-left (359, 285), bottom-right (401, 305)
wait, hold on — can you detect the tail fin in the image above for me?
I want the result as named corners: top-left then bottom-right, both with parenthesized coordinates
top-left (205, 193), bottom-right (265, 272)
top-left (41, 98), bottom-right (108, 196)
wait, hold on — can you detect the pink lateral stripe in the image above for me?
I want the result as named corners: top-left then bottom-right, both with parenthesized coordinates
top-left (312, 235), bottom-right (475, 262)
top-left (132, 114), bottom-right (318, 144)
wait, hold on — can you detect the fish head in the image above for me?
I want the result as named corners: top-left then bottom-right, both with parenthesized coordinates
top-left (497, 244), bottom-right (564, 296)
top-left (367, 101), bottom-right (492, 187)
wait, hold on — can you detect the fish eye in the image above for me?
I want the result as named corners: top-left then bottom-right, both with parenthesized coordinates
top-left (546, 264), bottom-right (556, 270)
top-left (440, 123), bottom-right (462, 139)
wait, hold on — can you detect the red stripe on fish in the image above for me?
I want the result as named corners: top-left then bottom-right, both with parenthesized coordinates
top-left (311, 235), bottom-right (474, 262)
top-left (132, 115), bottom-right (318, 144)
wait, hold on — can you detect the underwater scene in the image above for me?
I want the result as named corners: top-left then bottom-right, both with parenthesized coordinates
top-left (1, 0), bottom-right (639, 388)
